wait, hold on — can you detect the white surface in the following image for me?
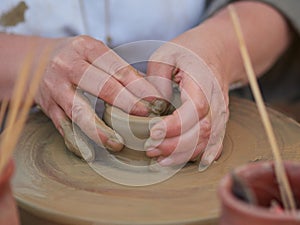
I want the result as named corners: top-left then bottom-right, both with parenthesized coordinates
top-left (0, 0), bottom-right (205, 46)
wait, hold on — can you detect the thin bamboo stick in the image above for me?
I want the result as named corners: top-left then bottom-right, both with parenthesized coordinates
top-left (0, 51), bottom-right (34, 173)
top-left (228, 5), bottom-right (296, 211)
top-left (0, 99), bottom-right (9, 128)
top-left (4, 50), bottom-right (34, 132)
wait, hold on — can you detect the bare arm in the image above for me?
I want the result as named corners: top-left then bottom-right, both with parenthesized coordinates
top-left (0, 34), bottom-right (53, 100)
top-left (201, 1), bottom-right (291, 86)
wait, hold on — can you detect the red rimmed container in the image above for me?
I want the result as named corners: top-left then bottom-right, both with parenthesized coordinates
top-left (218, 161), bottom-right (300, 225)
top-left (0, 160), bottom-right (19, 225)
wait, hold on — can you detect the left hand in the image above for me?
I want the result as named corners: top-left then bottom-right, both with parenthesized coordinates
top-left (145, 27), bottom-right (229, 170)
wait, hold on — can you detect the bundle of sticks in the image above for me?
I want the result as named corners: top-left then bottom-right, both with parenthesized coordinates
top-left (0, 45), bottom-right (51, 175)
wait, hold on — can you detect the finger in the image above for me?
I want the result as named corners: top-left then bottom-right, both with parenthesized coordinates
top-left (60, 117), bottom-right (96, 162)
top-left (146, 61), bottom-right (176, 100)
top-left (147, 43), bottom-right (182, 101)
top-left (146, 115), bottom-right (211, 157)
top-left (73, 36), bottom-right (166, 113)
top-left (150, 71), bottom-right (210, 140)
top-left (44, 101), bottom-right (94, 161)
top-left (190, 143), bottom-right (206, 161)
top-left (52, 84), bottom-right (124, 152)
top-left (198, 143), bottom-right (223, 172)
top-left (46, 99), bottom-right (68, 136)
top-left (96, 59), bottom-right (163, 102)
top-left (67, 60), bottom-right (149, 115)
top-left (156, 142), bottom-right (206, 166)
top-left (70, 59), bottom-right (167, 116)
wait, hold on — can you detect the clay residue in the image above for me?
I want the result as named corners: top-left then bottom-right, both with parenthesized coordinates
top-left (0, 1), bottom-right (28, 27)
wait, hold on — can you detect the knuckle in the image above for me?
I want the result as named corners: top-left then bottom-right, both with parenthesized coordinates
top-left (163, 142), bottom-right (179, 156)
top-left (192, 145), bottom-right (205, 159)
top-left (72, 35), bottom-right (91, 47)
top-left (109, 61), bottom-right (128, 77)
top-left (40, 76), bottom-right (54, 95)
top-left (72, 35), bottom-right (104, 53)
top-left (196, 99), bottom-right (209, 117)
top-left (200, 120), bottom-right (211, 139)
top-left (201, 118), bottom-right (211, 133)
top-left (174, 123), bottom-right (182, 134)
top-left (49, 54), bottom-right (72, 76)
top-left (99, 79), bottom-right (119, 101)
top-left (118, 65), bottom-right (136, 76)
top-left (162, 148), bottom-right (172, 156)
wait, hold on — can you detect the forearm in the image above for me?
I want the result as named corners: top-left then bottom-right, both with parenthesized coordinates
top-left (0, 33), bottom-right (55, 100)
top-left (193, 1), bottom-right (291, 86)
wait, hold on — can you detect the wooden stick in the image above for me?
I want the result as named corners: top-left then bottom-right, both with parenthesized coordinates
top-left (0, 44), bottom-right (52, 174)
top-left (4, 50), bottom-right (34, 132)
top-left (0, 51), bottom-right (33, 173)
top-left (0, 99), bottom-right (9, 128)
top-left (228, 5), bottom-right (296, 211)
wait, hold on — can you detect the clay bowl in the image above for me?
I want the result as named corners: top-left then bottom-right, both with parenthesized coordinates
top-left (103, 103), bottom-right (167, 165)
top-left (218, 160), bottom-right (300, 225)
top-left (103, 104), bottom-right (162, 151)
top-left (102, 92), bottom-right (181, 163)
top-left (0, 160), bottom-right (19, 225)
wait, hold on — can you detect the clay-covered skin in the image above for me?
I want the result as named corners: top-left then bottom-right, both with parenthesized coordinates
top-left (102, 89), bottom-right (181, 169)
top-left (60, 90), bottom-right (168, 162)
top-left (60, 118), bottom-right (95, 162)
top-left (148, 99), bottom-right (169, 116)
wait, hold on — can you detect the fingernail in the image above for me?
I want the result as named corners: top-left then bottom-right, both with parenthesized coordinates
top-left (198, 154), bottom-right (215, 172)
top-left (106, 134), bottom-right (124, 152)
top-left (159, 157), bottom-right (173, 166)
top-left (149, 117), bottom-right (163, 129)
top-left (146, 148), bottom-right (161, 157)
top-left (151, 128), bottom-right (166, 140)
top-left (198, 160), bottom-right (210, 172)
top-left (149, 118), bottom-right (166, 139)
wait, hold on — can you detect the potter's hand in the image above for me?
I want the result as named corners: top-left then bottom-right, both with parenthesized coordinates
top-left (35, 35), bottom-right (165, 155)
top-left (145, 30), bottom-right (229, 170)
top-left (144, 0), bottom-right (291, 170)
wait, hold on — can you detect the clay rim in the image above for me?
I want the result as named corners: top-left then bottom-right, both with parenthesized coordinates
top-left (104, 103), bottom-right (166, 124)
top-left (218, 161), bottom-right (300, 220)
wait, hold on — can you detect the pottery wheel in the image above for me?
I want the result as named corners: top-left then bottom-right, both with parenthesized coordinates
top-left (12, 97), bottom-right (300, 225)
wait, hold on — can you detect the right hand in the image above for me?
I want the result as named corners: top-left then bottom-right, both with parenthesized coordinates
top-left (35, 35), bottom-right (166, 156)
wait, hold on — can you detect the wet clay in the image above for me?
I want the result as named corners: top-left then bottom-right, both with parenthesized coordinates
top-left (59, 91), bottom-right (169, 162)
top-left (12, 97), bottom-right (300, 225)
top-left (102, 89), bottom-right (181, 166)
